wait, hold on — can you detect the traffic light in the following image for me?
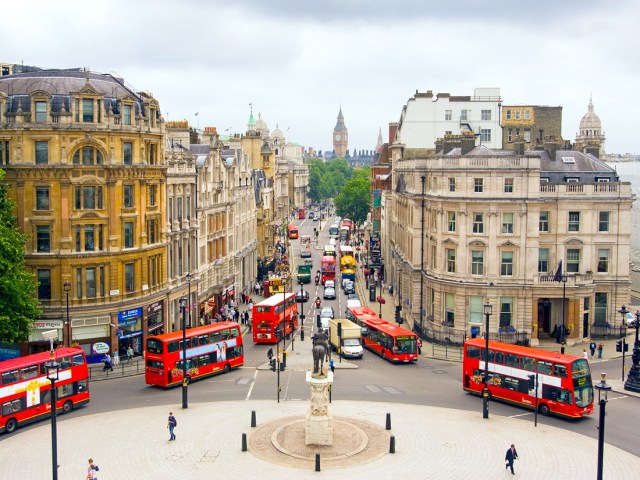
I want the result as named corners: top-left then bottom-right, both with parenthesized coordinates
top-left (528, 375), bottom-right (535, 389)
top-left (269, 359), bottom-right (276, 371)
top-left (616, 340), bottom-right (622, 352)
top-left (337, 322), bottom-right (342, 338)
top-left (395, 305), bottom-right (401, 323)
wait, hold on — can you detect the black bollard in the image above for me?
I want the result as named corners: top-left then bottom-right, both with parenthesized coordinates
top-left (301, 328), bottom-right (304, 341)
top-left (315, 453), bottom-right (321, 472)
top-left (389, 434), bottom-right (395, 453)
top-left (385, 412), bottom-right (391, 430)
top-left (242, 432), bottom-right (247, 452)
top-left (282, 351), bottom-right (287, 369)
top-left (251, 410), bottom-right (256, 428)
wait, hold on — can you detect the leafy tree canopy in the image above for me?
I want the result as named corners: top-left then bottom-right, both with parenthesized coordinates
top-left (334, 170), bottom-right (371, 224)
top-left (0, 169), bottom-right (41, 342)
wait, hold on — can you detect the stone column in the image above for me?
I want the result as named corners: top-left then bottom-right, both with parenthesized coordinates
top-left (305, 371), bottom-right (334, 446)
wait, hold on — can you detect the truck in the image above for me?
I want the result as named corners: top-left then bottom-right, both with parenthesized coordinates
top-left (329, 318), bottom-right (364, 359)
top-left (297, 264), bottom-right (311, 284)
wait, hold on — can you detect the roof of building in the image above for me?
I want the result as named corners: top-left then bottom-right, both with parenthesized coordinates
top-left (579, 97), bottom-right (602, 130)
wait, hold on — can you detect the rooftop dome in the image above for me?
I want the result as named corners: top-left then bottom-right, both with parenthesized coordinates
top-left (255, 113), bottom-right (269, 136)
top-left (271, 124), bottom-right (285, 140)
top-left (579, 97), bottom-right (602, 132)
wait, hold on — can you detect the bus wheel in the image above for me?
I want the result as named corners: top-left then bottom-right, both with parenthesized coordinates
top-left (223, 363), bottom-right (231, 374)
top-left (5, 418), bottom-right (17, 433)
top-left (62, 400), bottom-right (73, 414)
top-left (538, 403), bottom-right (550, 416)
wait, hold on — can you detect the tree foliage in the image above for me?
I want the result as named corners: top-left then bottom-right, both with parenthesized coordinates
top-left (334, 168), bottom-right (371, 224)
top-left (307, 158), bottom-right (354, 203)
top-left (0, 170), bottom-right (41, 342)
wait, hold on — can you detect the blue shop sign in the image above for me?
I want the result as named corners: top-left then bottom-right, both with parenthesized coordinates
top-left (119, 307), bottom-right (143, 323)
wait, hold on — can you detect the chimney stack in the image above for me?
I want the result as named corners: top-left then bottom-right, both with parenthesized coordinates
top-left (461, 132), bottom-right (476, 155)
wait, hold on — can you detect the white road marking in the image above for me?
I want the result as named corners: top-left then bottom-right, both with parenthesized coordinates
top-left (245, 369), bottom-right (258, 401)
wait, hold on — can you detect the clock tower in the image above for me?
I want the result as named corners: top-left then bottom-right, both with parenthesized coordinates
top-left (333, 107), bottom-right (348, 158)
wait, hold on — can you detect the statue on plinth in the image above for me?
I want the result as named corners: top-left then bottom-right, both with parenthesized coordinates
top-left (312, 331), bottom-right (329, 377)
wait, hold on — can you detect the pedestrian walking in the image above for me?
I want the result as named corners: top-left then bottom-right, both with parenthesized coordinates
top-left (86, 458), bottom-right (99, 479)
top-left (126, 346), bottom-right (134, 363)
top-left (329, 358), bottom-right (335, 373)
top-left (417, 337), bottom-right (422, 355)
top-left (597, 343), bottom-right (604, 359)
top-left (112, 350), bottom-right (119, 366)
top-left (589, 341), bottom-right (597, 358)
top-left (167, 412), bottom-right (177, 441)
top-left (504, 443), bottom-right (518, 475)
top-left (582, 349), bottom-right (589, 360)
top-left (102, 353), bottom-right (113, 372)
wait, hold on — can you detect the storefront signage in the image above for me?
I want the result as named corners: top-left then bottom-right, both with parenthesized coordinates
top-left (118, 307), bottom-right (143, 323)
top-left (147, 301), bottom-right (163, 315)
top-left (34, 320), bottom-right (63, 330)
top-left (92, 342), bottom-right (110, 354)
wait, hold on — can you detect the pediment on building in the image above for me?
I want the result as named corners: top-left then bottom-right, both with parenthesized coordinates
top-left (442, 237), bottom-right (458, 245)
top-left (564, 237), bottom-right (584, 245)
top-left (498, 240), bottom-right (519, 248)
top-left (468, 239), bottom-right (488, 247)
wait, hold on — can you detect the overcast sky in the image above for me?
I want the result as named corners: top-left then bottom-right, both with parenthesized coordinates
top-left (4, 0), bottom-right (639, 155)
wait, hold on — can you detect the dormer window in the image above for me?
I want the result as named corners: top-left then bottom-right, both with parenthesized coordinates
top-left (83, 99), bottom-right (94, 122)
top-left (561, 156), bottom-right (575, 164)
top-left (123, 105), bottom-right (132, 125)
top-left (35, 101), bottom-right (47, 123)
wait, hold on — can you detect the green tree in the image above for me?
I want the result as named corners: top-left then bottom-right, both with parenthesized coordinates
top-left (334, 172), bottom-right (371, 224)
top-left (0, 170), bottom-right (41, 342)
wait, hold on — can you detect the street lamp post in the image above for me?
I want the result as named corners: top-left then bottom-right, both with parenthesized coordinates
top-left (619, 305), bottom-right (629, 381)
top-left (483, 302), bottom-right (492, 419)
top-left (561, 274), bottom-right (568, 346)
top-left (419, 175), bottom-right (426, 336)
top-left (63, 281), bottom-right (71, 347)
top-left (179, 294), bottom-right (189, 409)
top-left (44, 352), bottom-right (60, 480)
top-left (624, 310), bottom-right (640, 392)
top-left (594, 373), bottom-right (611, 480)
top-left (299, 283), bottom-right (305, 342)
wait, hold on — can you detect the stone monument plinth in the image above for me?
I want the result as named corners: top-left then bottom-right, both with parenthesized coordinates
top-left (305, 371), bottom-right (334, 445)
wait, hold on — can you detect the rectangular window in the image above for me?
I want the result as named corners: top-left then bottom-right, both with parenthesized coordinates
top-left (123, 142), bottom-right (132, 165)
top-left (75, 186), bottom-right (103, 210)
top-left (567, 248), bottom-right (580, 273)
top-left (37, 269), bottom-right (51, 300)
top-left (36, 225), bottom-right (50, 252)
top-left (75, 225), bottom-right (81, 252)
top-left (480, 129), bottom-right (491, 142)
top-left (499, 297), bottom-right (513, 328)
top-left (474, 178), bottom-right (483, 193)
top-left (504, 178), bottom-right (513, 193)
top-left (538, 248), bottom-right (549, 273)
top-left (449, 177), bottom-right (456, 192)
top-left (506, 110), bottom-right (512, 120)
top-left (124, 222), bottom-right (134, 248)
top-left (82, 99), bottom-right (93, 123)
top-left (445, 293), bottom-right (455, 326)
top-left (515, 110), bottom-right (521, 120)
top-left (147, 219), bottom-right (157, 244)
top-left (0, 140), bottom-right (10, 165)
top-left (431, 245), bottom-right (436, 269)
top-left (502, 213), bottom-right (514, 234)
top-left (539, 211), bottom-right (549, 232)
top-left (471, 250), bottom-right (484, 275)
top-left (507, 128), bottom-right (513, 143)
top-left (446, 248), bottom-right (456, 273)
top-left (568, 211), bottom-right (580, 232)
top-left (36, 187), bottom-right (50, 210)
top-left (86, 267), bottom-right (96, 298)
top-left (98, 225), bottom-right (104, 251)
top-left (597, 249), bottom-right (609, 273)
top-left (481, 109), bottom-right (491, 121)
top-left (149, 185), bottom-right (157, 206)
top-left (123, 105), bottom-right (132, 125)
top-left (123, 184), bottom-right (134, 208)
top-left (445, 110), bottom-right (452, 121)
top-left (501, 251), bottom-right (513, 276)
top-left (598, 211), bottom-right (610, 232)
top-left (100, 266), bottom-right (105, 297)
top-left (447, 212), bottom-right (456, 232)
top-left (460, 110), bottom-right (468, 121)
top-left (524, 110), bottom-right (530, 120)
top-left (469, 296), bottom-right (483, 324)
top-left (594, 292), bottom-right (607, 323)
top-left (125, 263), bottom-right (134, 293)
top-left (84, 225), bottom-right (95, 251)
top-left (35, 101), bottom-right (47, 123)
top-left (524, 128), bottom-right (531, 143)
top-left (35, 141), bottom-right (48, 165)
top-left (472, 213), bottom-right (484, 234)
top-left (76, 268), bottom-right (82, 300)
top-left (177, 198), bottom-right (183, 222)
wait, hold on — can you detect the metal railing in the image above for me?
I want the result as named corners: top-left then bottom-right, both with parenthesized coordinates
top-left (590, 323), bottom-right (627, 339)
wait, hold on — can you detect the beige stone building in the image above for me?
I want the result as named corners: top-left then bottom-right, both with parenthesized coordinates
top-left (387, 136), bottom-right (632, 346)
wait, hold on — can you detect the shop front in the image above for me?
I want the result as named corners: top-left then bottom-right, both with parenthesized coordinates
top-left (147, 300), bottom-right (164, 337)
top-left (29, 319), bottom-right (64, 354)
top-left (118, 307), bottom-right (143, 357)
top-left (71, 315), bottom-right (111, 363)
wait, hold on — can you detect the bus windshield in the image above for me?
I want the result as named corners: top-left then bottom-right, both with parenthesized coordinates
top-left (395, 336), bottom-right (416, 354)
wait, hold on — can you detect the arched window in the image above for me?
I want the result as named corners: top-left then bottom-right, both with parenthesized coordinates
top-left (73, 146), bottom-right (103, 165)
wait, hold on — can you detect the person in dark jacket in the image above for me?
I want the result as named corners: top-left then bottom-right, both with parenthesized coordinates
top-left (505, 444), bottom-right (518, 474)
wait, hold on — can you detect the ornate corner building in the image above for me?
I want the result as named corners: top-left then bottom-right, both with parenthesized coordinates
top-left (0, 69), bottom-right (167, 357)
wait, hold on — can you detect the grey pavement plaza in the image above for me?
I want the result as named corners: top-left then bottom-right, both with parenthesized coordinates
top-left (3, 399), bottom-right (640, 480)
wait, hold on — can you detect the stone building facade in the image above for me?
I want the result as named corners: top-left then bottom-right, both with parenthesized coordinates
top-left (501, 105), bottom-right (563, 151)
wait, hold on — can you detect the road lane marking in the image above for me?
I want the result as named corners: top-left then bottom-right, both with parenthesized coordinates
top-left (245, 369), bottom-right (258, 401)
top-left (508, 412), bottom-right (533, 418)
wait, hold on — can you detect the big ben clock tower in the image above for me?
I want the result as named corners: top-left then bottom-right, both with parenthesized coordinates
top-left (333, 107), bottom-right (348, 158)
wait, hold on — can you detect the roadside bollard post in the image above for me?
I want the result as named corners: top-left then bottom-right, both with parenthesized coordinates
top-left (385, 412), bottom-right (391, 430)
top-left (242, 433), bottom-right (247, 452)
top-left (389, 434), bottom-right (395, 453)
top-left (251, 410), bottom-right (256, 427)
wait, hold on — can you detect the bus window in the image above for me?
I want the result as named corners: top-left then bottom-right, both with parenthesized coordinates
top-left (466, 345), bottom-right (481, 359)
top-left (73, 354), bottom-right (85, 366)
top-left (167, 340), bottom-right (179, 353)
top-left (21, 365), bottom-right (39, 380)
top-left (520, 356), bottom-right (536, 371)
top-left (3, 399), bottom-right (23, 416)
top-left (59, 356), bottom-right (73, 370)
top-left (537, 360), bottom-right (553, 375)
top-left (1, 370), bottom-right (19, 386)
top-left (571, 359), bottom-right (590, 378)
top-left (543, 385), bottom-right (573, 405)
top-left (481, 349), bottom-right (495, 363)
top-left (505, 353), bottom-right (519, 367)
top-left (554, 363), bottom-right (567, 378)
top-left (495, 352), bottom-right (504, 365)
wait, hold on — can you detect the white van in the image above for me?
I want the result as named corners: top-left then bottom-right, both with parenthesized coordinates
top-left (346, 299), bottom-right (362, 310)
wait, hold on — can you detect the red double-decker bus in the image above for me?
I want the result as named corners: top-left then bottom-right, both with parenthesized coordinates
top-left (298, 208), bottom-right (306, 220)
top-left (320, 255), bottom-right (336, 285)
top-left (252, 293), bottom-right (298, 344)
top-left (0, 348), bottom-right (90, 434)
top-left (346, 307), bottom-right (418, 363)
top-left (288, 224), bottom-right (299, 239)
top-left (145, 322), bottom-right (244, 387)
top-left (462, 338), bottom-right (594, 418)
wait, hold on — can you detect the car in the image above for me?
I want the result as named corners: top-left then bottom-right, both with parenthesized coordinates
top-left (342, 279), bottom-right (355, 294)
top-left (324, 279), bottom-right (335, 289)
top-left (626, 311), bottom-right (638, 328)
top-left (312, 214), bottom-right (320, 221)
top-left (347, 292), bottom-right (359, 301)
top-left (295, 289), bottom-right (309, 303)
top-left (308, 211), bottom-right (315, 219)
top-left (323, 286), bottom-right (336, 300)
top-left (320, 306), bottom-right (335, 319)
top-left (346, 299), bottom-right (362, 310)
top-left (320, 316), bottom-right (330, 332)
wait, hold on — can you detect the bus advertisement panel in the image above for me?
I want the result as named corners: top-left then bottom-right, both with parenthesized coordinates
top-left (300, 235), bottom-right (312, 258)
top-left (0, 347), bottom-right (90, 434)
top-left (346, 307), bottom-right (418, 363)
top-left (145, 322), bottom-right (244, 387)
top-left (288, 224), bottom-right (299, 239)
top-left (323, 244), bottom-right (336, 258)
top-left (252, 293), bottom-right (299, 344)
top-left (320, 255), bottom-right (336, 285)
top-left (462, 338), bottom-right (594, 418)
top-left (329, 223), bottom-right (339, 238)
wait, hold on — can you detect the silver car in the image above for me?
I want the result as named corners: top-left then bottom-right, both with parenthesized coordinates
top-left (323, 286), bottom-right (336, 300)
